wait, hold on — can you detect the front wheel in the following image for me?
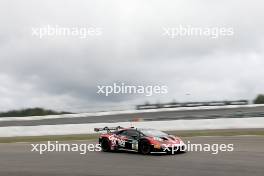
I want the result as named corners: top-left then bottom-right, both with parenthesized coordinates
top-left (101, 138), bottom-right (111, 152)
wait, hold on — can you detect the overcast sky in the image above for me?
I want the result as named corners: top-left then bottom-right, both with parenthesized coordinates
top-left (0, 0), bottom-right (264, 112)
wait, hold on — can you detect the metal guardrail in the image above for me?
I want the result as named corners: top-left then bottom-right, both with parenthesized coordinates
top-left (136, 100), bottom-right (249, 110)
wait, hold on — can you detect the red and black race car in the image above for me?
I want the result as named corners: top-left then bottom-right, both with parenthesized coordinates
top-left (94, 126), bottom-right (186, 154)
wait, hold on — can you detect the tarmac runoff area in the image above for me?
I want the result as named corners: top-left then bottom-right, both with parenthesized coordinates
top-left (0, 135), bottom-right (263, 176)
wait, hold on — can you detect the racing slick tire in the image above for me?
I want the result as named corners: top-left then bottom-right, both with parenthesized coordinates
top-left (139, 140), bottom-right (151, 155)
top-left (101, 138), bottom-right (111, 152)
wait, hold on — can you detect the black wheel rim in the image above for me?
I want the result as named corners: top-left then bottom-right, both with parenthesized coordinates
top-left (141, 143), bottom-right (150, 154)
top-left (102, 140), bottom-right (109, 151)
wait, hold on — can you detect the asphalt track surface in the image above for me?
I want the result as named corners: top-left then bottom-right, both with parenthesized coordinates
top-left (0, 136), bottom-right (263, 176)
top-left (1, 106), bottom-right (264, 127)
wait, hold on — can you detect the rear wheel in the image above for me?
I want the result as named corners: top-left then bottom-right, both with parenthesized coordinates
top-left (101, 138), bottom-right (111, 152)
top-left (139, 140), bottom-right (151, 155)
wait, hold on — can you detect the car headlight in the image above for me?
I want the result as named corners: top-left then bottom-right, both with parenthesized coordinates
top-left (153, 137), bottom-right (163, 142)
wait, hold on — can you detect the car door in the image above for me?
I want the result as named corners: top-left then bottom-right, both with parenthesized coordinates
top-left (125, 129), bottom-right (140, 151)
top-left (115, 130), bottom-right (129, 148)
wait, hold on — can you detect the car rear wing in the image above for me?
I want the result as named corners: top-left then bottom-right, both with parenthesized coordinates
top-left (94, 126), bottom-right (124, 133)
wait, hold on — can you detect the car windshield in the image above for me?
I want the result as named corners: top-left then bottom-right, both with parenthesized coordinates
top-left (140, 129), bottom-right (168, 137)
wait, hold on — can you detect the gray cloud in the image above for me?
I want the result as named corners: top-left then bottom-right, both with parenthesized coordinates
top-left (0, 0), bottom-right (264, 112)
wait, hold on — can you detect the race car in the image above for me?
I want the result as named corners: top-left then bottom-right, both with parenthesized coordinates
top-left (94, 126), bottom-right (186, 154)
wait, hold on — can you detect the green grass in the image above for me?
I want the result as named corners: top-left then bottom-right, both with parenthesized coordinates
top-left (0, 107), bottom-right (72, 117)
top-left (1, 129), bottom-right (264, 143)
top-left (169, 129), bottom-right (264, 137)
